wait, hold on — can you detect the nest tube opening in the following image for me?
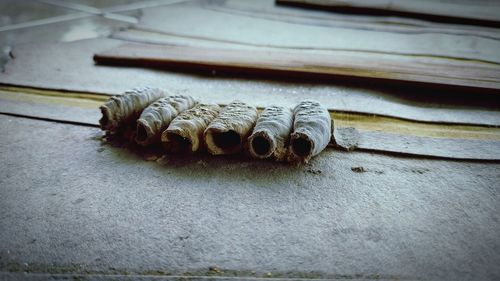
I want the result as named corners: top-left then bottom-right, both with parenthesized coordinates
top-left (136, 122), bottom-right (148, 143)
top-left (252, 136), bottom-right (271, 156)
top-left (249, 131), bottom-right (276, 159)
top-left (163, 131), bottom-right (193, 154)
top-left (291, 133), bottom-right (314, 158)
top-left (135, 119), bottom-right (156, 145)
top-left (212, 130), bottom-right (241, 150)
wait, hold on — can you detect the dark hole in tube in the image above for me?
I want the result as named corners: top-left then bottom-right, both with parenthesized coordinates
top-left (213, 130), bottom-right (241, 149)
top-left (251, 136), bottom-right (271, 156)
top-left (136, 124), bottom-right (148, 142)
top-left (292, 137), bottom-right (312, 157)
top-left (166, 133), bottom-right (192, 153)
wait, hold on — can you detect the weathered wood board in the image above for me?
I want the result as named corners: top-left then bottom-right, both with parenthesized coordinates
top-left (2, 87), bottom-right (499, 160)
top-left (277, 0), bottom-right (500, 24)
top-left (136, 0), bottom-right (500, 65)
top-left (112, 0), bottom-right (500, 91)
top-left (94, 42), bottom-right (500, 91)
top-left (2, 39), bottom-right (499, 126)
top-left (208, 0), bottom-right (500, 38)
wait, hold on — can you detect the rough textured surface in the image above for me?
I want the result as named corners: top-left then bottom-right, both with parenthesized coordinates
top-left (289, 100), bottom-right (332, 163)
top-left (99, 87), bottom-right (166, 132)
top-left (0, 273), bottom-right (351, 280)
top-left (162, 103), bottom-right (221, 153)
top-left (136, 95), bottom-right (197, 146)
top-left (334, 127), bottom-right (500, 160)
top-left (248, 105), bottom-right (293, 161)
top-left (204, 101), bottom-right (259, 155)
top-left (1, 115), bottom-right (499, 280)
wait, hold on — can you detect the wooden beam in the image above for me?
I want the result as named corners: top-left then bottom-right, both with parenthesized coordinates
top-left (94, 43), bottom-right (500, 91)
top-left (277, 0), bottom-right (500, 27)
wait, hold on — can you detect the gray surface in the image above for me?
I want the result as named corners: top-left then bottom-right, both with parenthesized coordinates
top-left (0, 15), bottom-right (132, 47)
top-left (0, 272), bottom-right (399, 281)
top-left (333, 127), bottom-right (500, 160)
top-left (1, 115), bottom-right (499, 280)
top-left (2, 38), bottom-right (500, 126)
top-left (0, 1), bottom-right (70, 27)
top-left (0, 0), bottom-right (178, 71)
top-left (0, 273), bottom-right (412, 281)
top-left (0, 94), bottom-right (100, 126)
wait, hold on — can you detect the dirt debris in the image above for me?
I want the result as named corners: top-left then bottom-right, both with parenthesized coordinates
top-left (351, 166), bottom-right (366, 173)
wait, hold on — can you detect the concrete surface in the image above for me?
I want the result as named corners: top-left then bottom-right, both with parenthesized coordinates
top-left (1, 115), bottom-right (499, 280)
top-left (1, 1), bottom-right (500, 280)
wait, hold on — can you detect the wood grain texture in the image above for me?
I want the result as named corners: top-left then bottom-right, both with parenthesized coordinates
top-left (100, 1), bottom-right (500, 91)
top-left (277, 0), bottom-right (500, 24)
top-left (2, 39), bottom-right (500, 127)
top-left (206, 0), bottom-right (500, 40)
top-left (137, 1), bottom-right (500, 64)
top-left (94, 42), bottom-right (500, 91)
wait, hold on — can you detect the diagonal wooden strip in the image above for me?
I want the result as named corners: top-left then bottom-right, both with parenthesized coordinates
top-left (0, 0), bottom-right (185, 33)
top-left (94, 43), bottom-right (500, 91)
top-left (0, 13), bottom-right (89, 32)
top-left (39, 0), bottom-right (139, 24)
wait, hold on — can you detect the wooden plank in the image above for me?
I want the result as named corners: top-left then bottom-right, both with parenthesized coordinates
top-left (277, 0), bottom-right (500, 25)
top-left (2, 87), bottom-right (500, 160)
top-left (334, 127), bottom-right (500, 160)
top-left (0, 89), bottom-right (102, 126)
top-left (137, 1), bottom-right (500, 65)
top-left (214, 0), bottom-right (500, 38)
top-left (2, 39), bottom-right (500, 126)
top-left (94, 42), bottom-right (500, 91)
